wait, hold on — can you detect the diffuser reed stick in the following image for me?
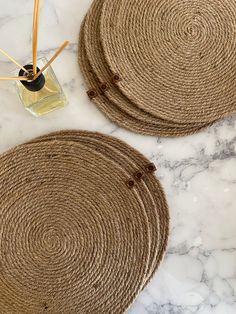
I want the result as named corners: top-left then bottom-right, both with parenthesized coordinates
top-left (0, 48), bottom-right (29, 74)
top-left (0, 0), bottom-right (68, 83)
top-left (0, 76), bottom-right (29, 81)
top-left (33, 41), bottom-right (69, 80)
top-left (32, 0), bottom-right (40, 75)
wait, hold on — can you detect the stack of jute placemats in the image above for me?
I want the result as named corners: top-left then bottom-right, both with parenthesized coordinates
top-left (79, 0), bottom-right (236, 137)
top-left (0, 130), bottom-right (169, 314)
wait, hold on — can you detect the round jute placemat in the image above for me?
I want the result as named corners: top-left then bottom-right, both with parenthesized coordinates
top-left (100, 0), bottom-right (236, 123)
top-left (83, 0), bottom-right (206, 129)
top-left (0, 130), bottom-right (169, 314)
top-left (79, 18), bottom-right (213, 137)
top-left (30, 130), bottom-right (170, 282)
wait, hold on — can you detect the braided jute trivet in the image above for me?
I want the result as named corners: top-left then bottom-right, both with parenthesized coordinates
top-left (83, 0), bottom-right (207, 129)
top-left (79, 18), bottom-right (213, 137)
top-left (100, 0), bottom-right (236, 123)
top-left (0, 130), bottom-right (169, 314)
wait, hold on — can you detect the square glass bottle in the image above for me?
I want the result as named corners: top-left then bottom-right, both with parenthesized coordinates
top-left (14, 57), bottom-right (67, 117)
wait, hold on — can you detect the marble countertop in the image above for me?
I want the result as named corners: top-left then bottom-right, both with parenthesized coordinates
top-left (0, 1), bottom-right (236, 313)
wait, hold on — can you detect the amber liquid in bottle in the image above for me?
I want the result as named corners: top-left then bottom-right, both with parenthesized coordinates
top-left (15, 58), bottom-right (67, 117)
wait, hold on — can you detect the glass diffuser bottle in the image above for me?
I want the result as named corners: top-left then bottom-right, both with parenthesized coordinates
top-left (15, 58), bottom-right (67, 117)
top-left (0, 0), bottom-right (69, 117)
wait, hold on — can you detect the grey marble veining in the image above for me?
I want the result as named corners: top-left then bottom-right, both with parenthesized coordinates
top-left (0, 1), bottom-right (236, 313)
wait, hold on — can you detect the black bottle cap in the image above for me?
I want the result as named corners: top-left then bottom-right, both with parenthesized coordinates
top-left (19, 64), bottom-right (45, 92)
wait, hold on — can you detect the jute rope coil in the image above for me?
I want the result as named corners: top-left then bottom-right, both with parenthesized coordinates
top-left (83, 0), bottom-right (207, 129)
top-left (79, 18), bottom-right (213, 137)
top-left (0, 130), bottom-right (169, 313)
top-left (100, 0), bottom-right (236, 123)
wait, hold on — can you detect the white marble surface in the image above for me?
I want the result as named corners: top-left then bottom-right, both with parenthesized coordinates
top-left (0, 1), bottom-right (236, 313)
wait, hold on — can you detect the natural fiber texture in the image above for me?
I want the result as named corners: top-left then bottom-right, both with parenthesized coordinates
top-left (84, 0), bottom-right (206, 129)
top-left (0, 130), bottom-right (169, 314)
top-left (79, 18), bottom-right (213, 137)
top-left (31, 131), bottom-right (169, 282)
top-left (100, 0), bottom-right (236, 123)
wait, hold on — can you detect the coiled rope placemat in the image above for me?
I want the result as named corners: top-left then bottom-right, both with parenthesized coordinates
top-left (78, 0), bottom-right (236, 136)
top-left (79, 17), bottom-right (213, 137)
top-left (0, 130), bottom-right (169, 314)
top-left (100, 0), bottom-right (236, 123)
top-left (83, 0), bottom-right (206, 129)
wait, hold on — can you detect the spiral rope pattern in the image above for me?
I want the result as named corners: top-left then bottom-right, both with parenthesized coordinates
top-left (0, 130), bottom-right (169, 313)
top-left (78, 0), bottom-right (236, 136)
top-left (84, 0), bottom-right (206, 129)
top-left (79, 17), bottom-right (213, 137)
top-left (101, 0), bottom-right (236, 123)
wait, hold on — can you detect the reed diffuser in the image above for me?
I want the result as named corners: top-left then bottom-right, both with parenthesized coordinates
top-left (0, 0), bottom-right (69, 116)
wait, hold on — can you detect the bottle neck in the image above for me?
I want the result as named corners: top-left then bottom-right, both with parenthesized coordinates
top-left (19, 64), bottom-right (45, 92)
